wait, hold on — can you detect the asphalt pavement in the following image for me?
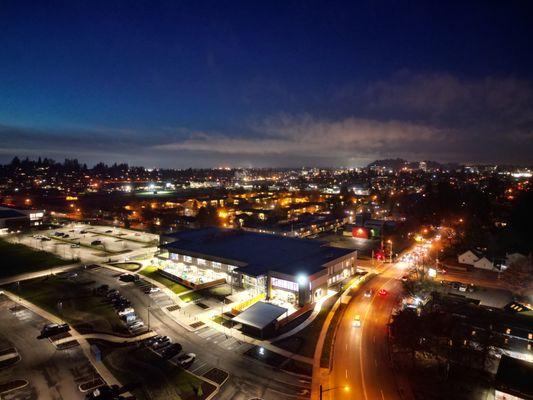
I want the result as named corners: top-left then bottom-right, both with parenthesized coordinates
top-left (324, 263), bottom-right (410, 400)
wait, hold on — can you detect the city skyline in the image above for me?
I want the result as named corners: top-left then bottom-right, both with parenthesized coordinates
top-left (1, 1), bottom-right (533, 167)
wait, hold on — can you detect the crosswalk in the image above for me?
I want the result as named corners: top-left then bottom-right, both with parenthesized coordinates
top-left (196, 326), bottom-right (253, 353)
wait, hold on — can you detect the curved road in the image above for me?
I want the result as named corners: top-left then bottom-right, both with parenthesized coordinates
top-left (324, 264), bottom-right (407, 400)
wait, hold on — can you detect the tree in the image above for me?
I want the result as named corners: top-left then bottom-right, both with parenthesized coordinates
top-left (196, 205), bottom-right (219, 227)
top-left (501, 256), bottom-right (533, 296)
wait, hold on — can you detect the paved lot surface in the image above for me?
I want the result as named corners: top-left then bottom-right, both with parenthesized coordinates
top-left (15, 224), bottom-right (157, 264)
top-left (0, 295), bottom-right (97, 400)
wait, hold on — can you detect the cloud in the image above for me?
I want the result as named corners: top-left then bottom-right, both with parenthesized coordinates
top-left (153, 115), bottom-right (444, 158)
top-left (361, 72), bottom-right (533, 127)
top-left (2, 72), bottom-right (533, 167)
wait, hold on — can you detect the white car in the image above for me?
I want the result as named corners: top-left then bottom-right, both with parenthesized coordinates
top-left (118, 308), bottom-right (135, 316)
top-left (176, 353), bottom-right (196, 367)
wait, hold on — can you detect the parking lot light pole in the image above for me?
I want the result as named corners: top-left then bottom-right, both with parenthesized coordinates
top-left (147, 305), bottom-right (151, 331)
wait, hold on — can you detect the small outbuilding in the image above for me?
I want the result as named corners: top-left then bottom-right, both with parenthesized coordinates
top-left (232, 301), bottom-right (288, 338)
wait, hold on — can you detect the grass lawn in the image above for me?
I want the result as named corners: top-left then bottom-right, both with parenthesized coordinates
top-left (111, 262), bottom-right (142, 272)
top-left (181, 284), bottom-right (232, 303)
top-left (273, 293), bottom-right (339, 358)
top-left (139, 266), bottom-right (188, 294)
top-left (0, 238), bottom-right (72, 279)
top-left (3, 274), bottom-right (128, 335)
top-left (95, 341), bottom-right (215, 400)
top-left (320, 303), bottom-right (347, 367)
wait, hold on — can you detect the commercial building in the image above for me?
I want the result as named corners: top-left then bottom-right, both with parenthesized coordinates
top-left (0, 206), bottom-right (44, 232)
top-left (160, 227), bottom-right (357, 306)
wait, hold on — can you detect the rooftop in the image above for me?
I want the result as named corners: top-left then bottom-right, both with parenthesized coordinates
top-left (495, 355), bottom-right (533, 399)
top-left (162, 227), bottom-right (355, 278)
top-left (232, 301), bottom-right (288, 330)
top-left (0, 208), bottom-right (27, 219)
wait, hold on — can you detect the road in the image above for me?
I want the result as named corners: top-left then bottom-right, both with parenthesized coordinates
top-left (324, 263), bottom-right (408, 400)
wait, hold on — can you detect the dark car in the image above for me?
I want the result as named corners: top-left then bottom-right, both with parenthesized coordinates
top-left (119, 274), bottom-right (139, 283)
top-left (38, 323), bottom-right (70, 339)
top-left (91, 240), bottom-right (102, 246)
top-left (161, 343), bottom-right (182, 359)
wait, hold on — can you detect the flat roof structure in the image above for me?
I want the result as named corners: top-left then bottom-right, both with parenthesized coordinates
top-left (495, 355), bottom-right (533, 399)
top-left (162, 227), bottom-right (354, 278)
top-left (232, 301), bottom-right (288, 330)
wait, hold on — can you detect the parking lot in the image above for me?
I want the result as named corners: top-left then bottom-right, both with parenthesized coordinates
top-left (0, 294), bottom-right (97, 400)
top-left (15, 223), bottom-right (158, 263)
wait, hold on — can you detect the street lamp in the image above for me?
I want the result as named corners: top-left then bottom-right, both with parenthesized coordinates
top-left (387, 239), bottom-right (393, 263)
top-left (319, 384), bottom-right (350, 400)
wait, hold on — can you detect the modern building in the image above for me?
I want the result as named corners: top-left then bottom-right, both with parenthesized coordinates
top-left (0, 206), bottom-right (44, 232)
top-left (160, 227), bottom-right (357, 306)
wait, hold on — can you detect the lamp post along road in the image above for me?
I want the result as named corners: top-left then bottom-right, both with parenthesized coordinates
top-left (319, 384), bottom-right (350, 400)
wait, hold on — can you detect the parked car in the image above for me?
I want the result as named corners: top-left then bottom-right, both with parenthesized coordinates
top-left (91, 240), bottom-right (102, 246)
top-left (118, 308), bottom-right (135, 317)
top-left (119, 274), bottom-right (139, 283)
top-left (144, 286), bottom-right (160, 294)
top-left (176, 353), bottom-right (196, 367)
top-left (71, 244), bottom-right (80, 248)
top-left (161, 343), bottom-right (182, 359)
top-left (105, 230), bottom-right (113, 233)
top-left (39, 323), bottom-right (70, 338)
top-left (152, 338), bottom-right (170, 349)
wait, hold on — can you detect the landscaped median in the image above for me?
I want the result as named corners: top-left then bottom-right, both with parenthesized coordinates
top-left (2, 273), bottom-right (130, 335)
top-left (138, 266), bottom-right (189, 294)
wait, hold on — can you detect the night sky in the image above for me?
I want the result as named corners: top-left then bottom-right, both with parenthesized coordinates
top-left (1, 1), bottom-right (533, 167)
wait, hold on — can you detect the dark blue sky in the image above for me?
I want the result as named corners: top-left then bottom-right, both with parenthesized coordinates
top-left (1, 1), bottom-right (533, 167)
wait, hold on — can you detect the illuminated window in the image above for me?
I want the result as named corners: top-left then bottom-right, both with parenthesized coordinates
top-left (197, 258), bottom-right (206, 266)
top-left (212, 261), bottom-right (221, 269)
top-left (271, 277), bottom-right (298, 292)
top-left (183, 255), bottom-right (192, 263)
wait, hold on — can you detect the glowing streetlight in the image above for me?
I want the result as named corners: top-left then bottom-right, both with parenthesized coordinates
top-left (296, 274), bottom-right (308, 286)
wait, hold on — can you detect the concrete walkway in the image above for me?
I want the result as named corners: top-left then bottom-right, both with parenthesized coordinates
top-left (0, 263), bottom-right (82, 286)
top-left (52, 330), bottom-right (157, 345)
top-left (272, 291), bottom-right (337, 342)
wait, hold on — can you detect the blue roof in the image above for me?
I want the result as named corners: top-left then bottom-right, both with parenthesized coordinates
top-left (162, 227), bottom-right (354, 278)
